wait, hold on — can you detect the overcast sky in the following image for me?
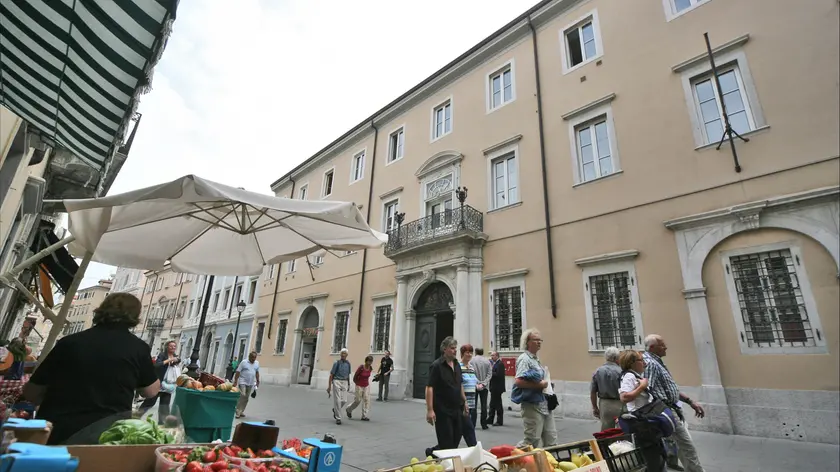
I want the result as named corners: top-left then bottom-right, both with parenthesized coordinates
top-left (78, 0), bottom-right (534, 288)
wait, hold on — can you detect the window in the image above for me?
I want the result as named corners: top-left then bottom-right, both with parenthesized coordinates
top-left (372, 305), bottom-right (392, 352)
top-left (248, 279), bottom-right (258, 304)
top-left (332, 311), bottom-right (350, 353)
top-left (267, 264), bottom-right (276, 279)
top-left (488, 63), bottom-right (514, 110)
top-left (576, 117), bottom-right (615, 182)
top-left (233, 283), bottom-right (243, 305)
top-left (322, 170), bottom-right (334, 197)
top-left (351, 151), bottom-right (365, 183)
top-left (188, 301), bottom-right (194, 317)
top-left (580, 257), bottom-right (645, 351)
top-left (491, 152), bottom-right (518, 209)
top-left (212, 292), bottom-right (220, 311)
top-left (298, 185), bottom-right (308, 200)
top-left (275, 319), bottom-right (288, 354)
top-left (431, 100), bottom-right (452, 140)
top-left (691, 66), bottom-right (755, 145)
top-left (493, 286), bottom-right (523, 351)
top-left (561, 11), bottom-right (602, 73)
top-left (312, 255), bottom-right (324, 266)
top-left (722, 244), bottom-right (826, 354)
top-left (388, 127), bottom-right (405, 163)
top-left (663, 0), bottom-right (711, 20)
top-left (383, 200), bottom-right (400, 233)
top-left (223, 289), bottom-right (231, 310)
top-left (565, 96), bottom-right (620, 185)
top-left (287, 259), bottom-right (297, 273)
top-left (255, 322), bottom-right (265, 354)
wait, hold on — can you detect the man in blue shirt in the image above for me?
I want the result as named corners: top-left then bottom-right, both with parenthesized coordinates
top-left (327, 348), bottom-right (351, 425)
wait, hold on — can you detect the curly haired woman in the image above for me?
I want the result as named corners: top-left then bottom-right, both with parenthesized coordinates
top-left (23, 293), bottom-right (160, 445)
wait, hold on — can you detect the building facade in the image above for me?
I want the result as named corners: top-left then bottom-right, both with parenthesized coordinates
top-left (110, 267), bottom-right (148, 301)
top-left (249, 0), bottom-right (840, 444)
top-left (135, 265), bottom-right (195, 356)
top-left (181, 274), bottom-right (262, 378)
top-left (56, 279), bottom-right (113, 336)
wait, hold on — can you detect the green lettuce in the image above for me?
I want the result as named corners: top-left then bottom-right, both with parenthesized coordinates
top-left (98, 417), bottom-right (175, 445)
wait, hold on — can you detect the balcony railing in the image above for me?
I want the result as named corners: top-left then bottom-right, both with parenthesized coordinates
top-left (147, 317), bottom-right (166, 329)
top-left (384, 205), bottom-right (484, 257)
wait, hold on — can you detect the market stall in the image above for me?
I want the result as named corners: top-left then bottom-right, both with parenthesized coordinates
top-left (0, 174), bottom-right (384, 470)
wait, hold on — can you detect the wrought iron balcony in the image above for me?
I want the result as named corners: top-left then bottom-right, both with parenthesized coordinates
top-left (384, 205), bottom-right (485, 257)
top-left (147, 317), bottom-right (166, 329)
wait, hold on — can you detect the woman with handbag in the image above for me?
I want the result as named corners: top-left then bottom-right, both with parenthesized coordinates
top-left (139, 341), bottom-right (181, 422)
top-left (618, 350), bottom-right (667, 472)
top-left (346, 355), bottom-right (374, 421)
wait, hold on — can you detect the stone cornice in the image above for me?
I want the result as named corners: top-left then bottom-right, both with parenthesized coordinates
top-left (575, 250), bottom-right (639, 267)
top-left (483, 135), bottom-right (523, 156)
top-left (483, 268), bottom-right (529, 281)
top-left (671, 34), bottom-right (750, 73)
top-left (294, 292), bottom-right (329, 304)
top-left (664, 186), bottom-right (840, 231)
top-left (561, 93), bottom-right (617, 121)
top-left (371, 291), bottom-right (397, 301)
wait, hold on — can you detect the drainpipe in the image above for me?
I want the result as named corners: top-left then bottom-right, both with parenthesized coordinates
top-left (528, 16), bottom-right (558, 318)
top-left (268, 177), bottom-right (294, 339)
top-left (357, 121), bottom-right (379, 332)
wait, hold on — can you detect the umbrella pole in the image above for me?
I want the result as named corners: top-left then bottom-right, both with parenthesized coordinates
top-left (38, 251), bottom-right (93, 362)
top-left (186, 274), bottom-right (215, 379)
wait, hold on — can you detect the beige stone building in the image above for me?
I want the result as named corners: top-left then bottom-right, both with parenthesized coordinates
top-left (57, 279), bottom-right (113, 336)
top-left (136, 264), bottom-right (196, 356)
top-left (251, 0), bottom-right (839, 443)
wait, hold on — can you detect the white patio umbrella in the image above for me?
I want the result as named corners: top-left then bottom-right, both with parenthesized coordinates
top-left (1, 175), bottom-right (386, 366)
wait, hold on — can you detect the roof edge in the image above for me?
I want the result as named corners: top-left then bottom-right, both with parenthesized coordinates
top-left (270, 0), bottom-right (574, 191)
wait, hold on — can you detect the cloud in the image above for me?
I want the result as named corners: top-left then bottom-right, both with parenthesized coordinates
top-left (78, 0), bottom-right (535, 287)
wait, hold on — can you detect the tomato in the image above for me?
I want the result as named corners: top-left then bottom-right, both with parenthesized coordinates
top-left (210, 460), bottom-right (229, 471)
top-left (185, 462), bottom-right (203, 472)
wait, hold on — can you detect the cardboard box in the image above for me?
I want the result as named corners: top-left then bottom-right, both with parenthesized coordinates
top-left (2, 419), bottom-right (52, 445)
top-left (67, 444), bottom-right (160, 472)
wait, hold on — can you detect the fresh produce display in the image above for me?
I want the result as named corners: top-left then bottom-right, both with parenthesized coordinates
top-left (181, 459), bottom-right (247, 472)
top-left (176, 375), bottom-right (239, 393)
top-left (498, 448), bottom-right (540, 472)
top-left (225, 445), bottom-right (276, 459)
top-left (99, 417), bottom-right (176, 445)
top-left (229, 458), bottom-right (304, 472)
top-left (394, 457), bottom-right (448, 472)
top-left (550, 452), bottom-right (594, 471)
top-left (278, 438), bottom-right (311, 459)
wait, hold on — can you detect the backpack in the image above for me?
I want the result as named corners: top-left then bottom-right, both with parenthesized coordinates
top-left (619, 371), bottom-right (678, 438)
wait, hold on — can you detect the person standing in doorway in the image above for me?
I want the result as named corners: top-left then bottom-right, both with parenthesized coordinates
top-left (487, 351), bottom-right (506, 426)
top-left (424, 337), bottom-right (468, 458)
top-left (644, 335), bottom-right (705, 472)
top-left (513, 328), bottom-right (557, 448)
top-left (347, 355), bottom-right (374, 421)
top-left (471, 348), bottom-right (492, 430)
top-left (327, 348), bottom-right (351, 425)
top-left (590, 346), bottom-right (624, 431)
top-left (233, 351), bottom-right (260, 418)
top-left (377, 350), bottom-right (394, 402)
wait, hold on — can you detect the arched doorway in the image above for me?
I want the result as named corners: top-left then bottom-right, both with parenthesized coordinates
top-left (412, 282), bottom-right (454, 398)
top-left (297, 307), bottom-right (319, 385)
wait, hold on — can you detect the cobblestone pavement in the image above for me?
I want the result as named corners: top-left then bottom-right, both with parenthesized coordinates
top-left (207, 384), bottom-right (839, 471)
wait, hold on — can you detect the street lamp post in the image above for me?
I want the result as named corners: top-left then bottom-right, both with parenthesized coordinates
top-left (225, 300), bottom-right (247, 381)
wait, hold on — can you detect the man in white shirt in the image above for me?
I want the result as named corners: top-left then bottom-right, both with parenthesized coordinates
top-left (233, 351), bottom-right (260, 418)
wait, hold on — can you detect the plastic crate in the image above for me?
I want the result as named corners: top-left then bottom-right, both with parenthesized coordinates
top-left (595, 434), bottom-right (647, 472)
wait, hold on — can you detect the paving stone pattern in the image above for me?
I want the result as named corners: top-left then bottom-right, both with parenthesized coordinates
top-left (217, 385), bottom-right (839, 471)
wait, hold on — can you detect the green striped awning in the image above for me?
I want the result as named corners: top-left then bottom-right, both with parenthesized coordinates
top-left (0, 0), bottom-right (177, 169)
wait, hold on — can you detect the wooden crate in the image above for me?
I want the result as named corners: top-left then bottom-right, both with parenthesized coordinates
top-left (376, 456), bottom-right (465, 472)
top-left (497, 448), bottom-right (553, 471)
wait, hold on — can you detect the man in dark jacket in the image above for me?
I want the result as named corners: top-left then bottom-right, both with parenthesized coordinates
top-left (487, 351), bottom-right (507, 426)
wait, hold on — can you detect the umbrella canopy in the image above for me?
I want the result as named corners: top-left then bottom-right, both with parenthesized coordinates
top-left (62, 175), bottom-right (386, 276)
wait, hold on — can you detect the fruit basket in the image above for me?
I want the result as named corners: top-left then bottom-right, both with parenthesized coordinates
top-left (497, 448), bottom-right (552, 472)
top-left (200, 372), bottom-right (226, 388)
top-left (156, 443), bottom-right (240, 472)
top-left (375, 455), bottom-right (464, 472)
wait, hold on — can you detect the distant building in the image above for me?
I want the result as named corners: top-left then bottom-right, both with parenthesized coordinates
top-left (135, 264), bottom-right (195, 356)
top-left (56, 279), bottom-right (113, 336)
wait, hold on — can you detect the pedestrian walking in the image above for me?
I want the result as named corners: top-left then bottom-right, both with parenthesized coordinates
top-left (347, 355), bottom-right (374, 421)
top-left (138, 341), bottom-right (180, 422)
top-left (471, 348), bottom-right (492, 430)
top-left (233, 351), bottom-right (260, 418)
top-left (643, 335), bottom-right (705, 472)
top-left (512, 328), bottom-right (557, 448)
top-left (424, 336), bottom-right (468, 458)
top-left (376, 350), bottom-right (394, 402)
top-left (487, 351), bottom-right (506, 426)
top-left (458, 345), bottom-right (478, 447)
top-left (618, 350), bottom-right (667, 472)
top-left (327, 348), bottom-right (352, 425)
top-left (590, 346), bottom-right (624, 431)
